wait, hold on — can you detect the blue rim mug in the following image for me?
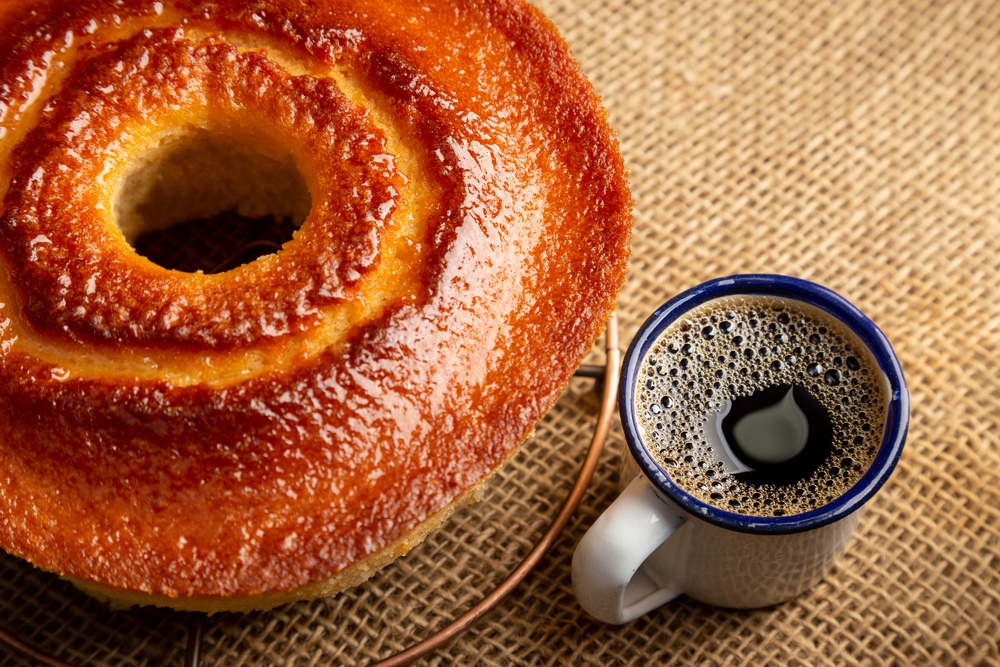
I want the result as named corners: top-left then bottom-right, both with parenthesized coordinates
top-left (572, 275), bottom-right (908, 623)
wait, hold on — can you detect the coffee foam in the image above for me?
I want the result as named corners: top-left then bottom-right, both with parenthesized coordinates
top-left (635, 295), bottom-right (888, 518)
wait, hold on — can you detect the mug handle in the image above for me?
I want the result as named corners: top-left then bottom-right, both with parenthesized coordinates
top-left (572, 476), bottom-right (686, 624)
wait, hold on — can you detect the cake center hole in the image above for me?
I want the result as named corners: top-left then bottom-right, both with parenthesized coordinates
top-left (114, 129), bottom-right (311, 273)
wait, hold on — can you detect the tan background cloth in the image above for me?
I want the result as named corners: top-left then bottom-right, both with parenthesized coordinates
top-left (2, 0), bottom-right (998, 665)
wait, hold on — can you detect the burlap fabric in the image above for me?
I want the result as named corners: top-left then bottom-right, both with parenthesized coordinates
top-left (2, 0), bottom-right (998, 665)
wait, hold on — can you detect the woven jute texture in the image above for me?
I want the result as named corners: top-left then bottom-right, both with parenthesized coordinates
top-left (2, 0), bottom-right (999, 665)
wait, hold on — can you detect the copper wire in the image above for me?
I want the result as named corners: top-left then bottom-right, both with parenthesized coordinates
top-left (370, 315), bottom-right (619, 666)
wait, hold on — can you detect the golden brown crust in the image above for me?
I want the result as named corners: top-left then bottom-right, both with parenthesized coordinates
top-left (64, 477), bottom-right (491, 614)
top-left (3, 29), bottom-right (402, 348)
top-left (0, 0), bottom-right (630, 608)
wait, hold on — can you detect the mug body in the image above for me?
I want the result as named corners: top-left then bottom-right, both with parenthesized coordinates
top-left (618, 455), bottom-right (861, 608)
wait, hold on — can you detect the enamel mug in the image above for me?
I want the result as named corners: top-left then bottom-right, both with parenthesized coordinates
top-left (572, 275), bottom-right (908, 624)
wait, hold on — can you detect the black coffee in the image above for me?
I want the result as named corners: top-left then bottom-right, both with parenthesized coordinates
top-left (720, 383), bottom-right (833, 487)
top-left (635, 295), bottom-right (888, 517)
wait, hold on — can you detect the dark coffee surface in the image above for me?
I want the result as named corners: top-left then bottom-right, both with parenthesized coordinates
top-left (720, 383), bottom-right (834, 487)
top-left (635, 296), bottom-right (888, 517)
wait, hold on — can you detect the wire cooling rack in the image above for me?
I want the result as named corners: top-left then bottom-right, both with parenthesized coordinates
top-left (0, 318), bottom-right (620, 667)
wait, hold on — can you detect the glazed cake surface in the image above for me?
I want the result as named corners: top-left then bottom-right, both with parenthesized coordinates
top-left (0, 0), bottom-right (630, 611)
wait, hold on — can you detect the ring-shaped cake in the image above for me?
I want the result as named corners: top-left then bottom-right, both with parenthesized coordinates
top-left (0, 0), bottom-right (630, 612)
